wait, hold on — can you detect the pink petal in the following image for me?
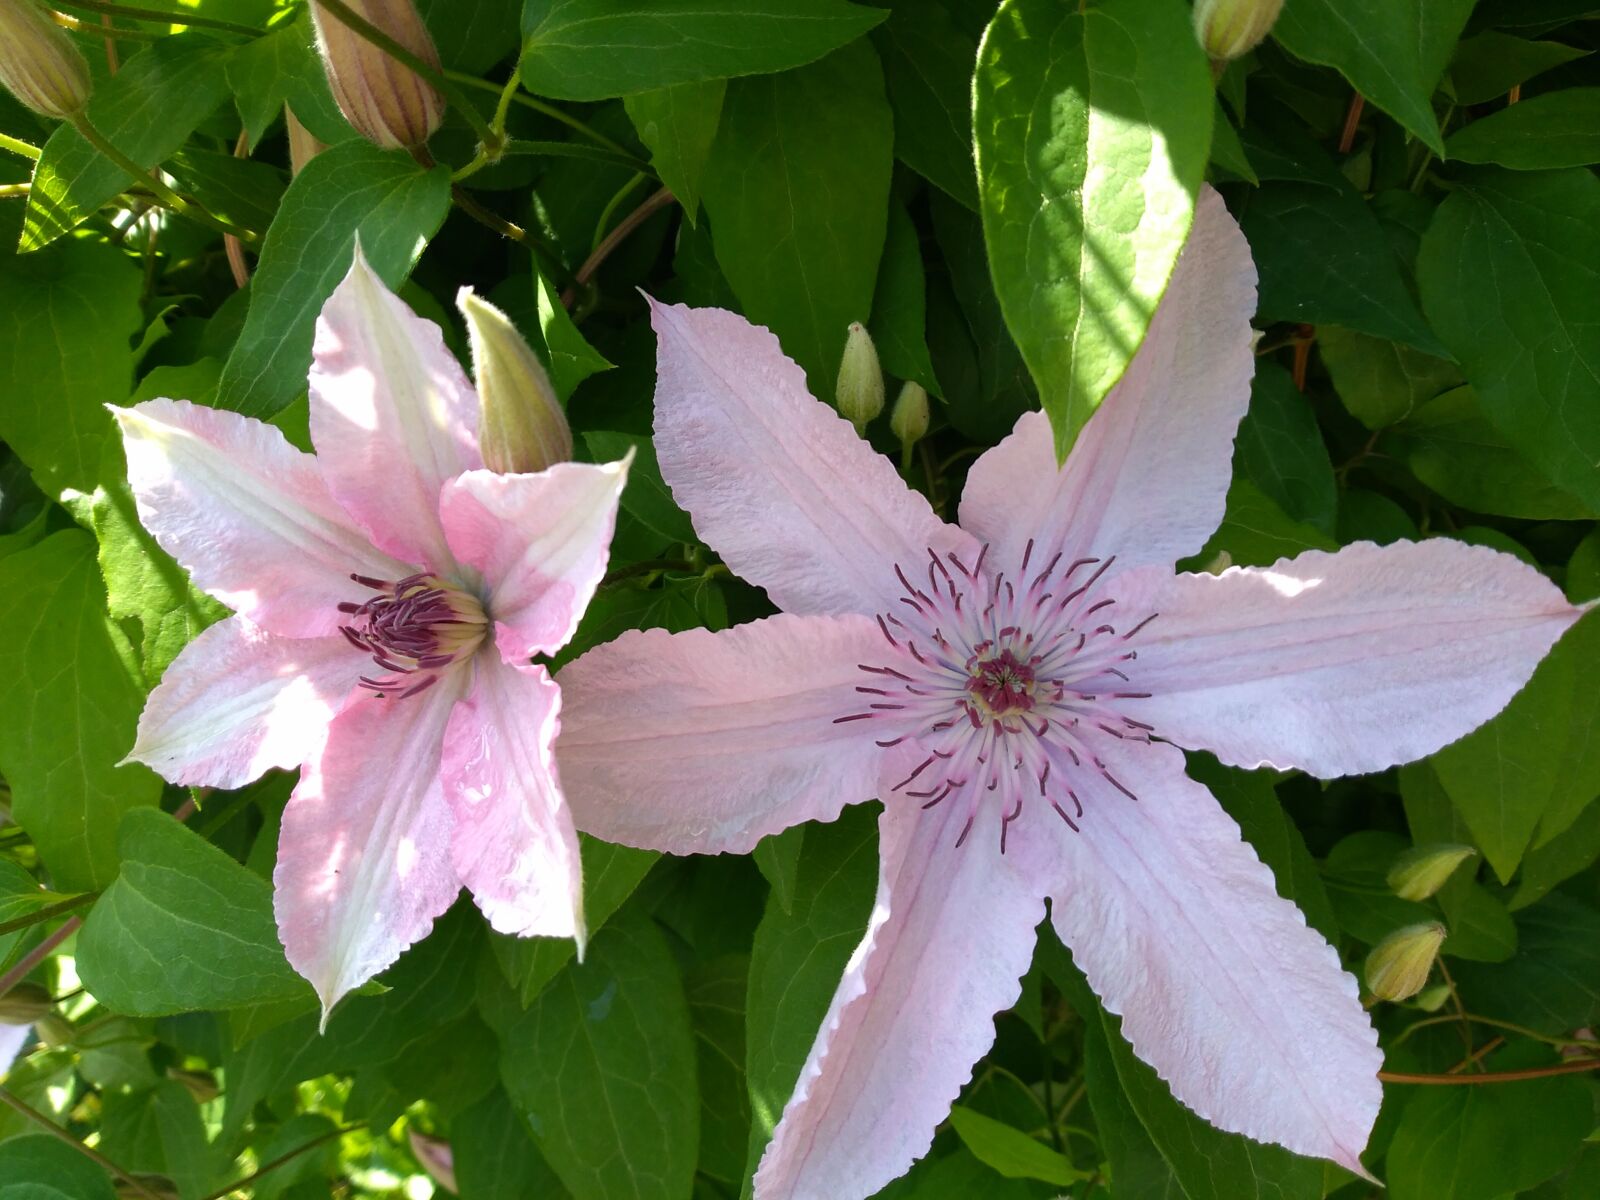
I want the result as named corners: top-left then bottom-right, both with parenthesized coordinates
top-left (309, 250), bottom-right (482, 570)
top-left (113, 399), bottom-right (407, 638)
top-left (649, 300), bottom-right (977, 617)
top-left (959, 188), bottom-right (1256, 574)
top-left (1115, 539), bottom-right (1583, 777)
top-left (557, 614), bottom-right (887, 855)
top-left (1017, 736), bottom-right (1381, 1174)
top-left (438, 461), bottom-right (627, 662)
top-left (755, 791), bottom-right (1044, 1200)
top-left (441, 655), bottom-right (583, 944)
top-left (275, 672), bottom-right (466, 1019)
top-left (128, 616), bottom-right (360, 788)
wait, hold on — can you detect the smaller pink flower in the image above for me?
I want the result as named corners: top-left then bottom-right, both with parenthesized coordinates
top-left (555, 189), bottom-right (1587, 1198)
top-left (113, 252), bottom-right (628, 1019)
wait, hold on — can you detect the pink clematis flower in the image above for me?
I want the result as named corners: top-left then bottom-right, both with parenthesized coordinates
top-left (555, 190), bottom-right (1585, 1197)
top-left (112, 254), bottom-right (628, 1019)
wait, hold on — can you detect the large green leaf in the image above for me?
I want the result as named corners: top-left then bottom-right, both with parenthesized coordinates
top-left (519, 0), bottom-right (887, 100)
top-left (701, 40), bottom-right (893, 393)
top-left (741, 804), bottom-right (879, 1193)
top-left (1452, 893), bottom-right (1600, 1036)
top-left (1273, 0), bottom-right (1476, 154)
top-left (975, 0), bottom-right (1212, 458)
top-left (947, 1106), bottom-right (1083, 1186)
top-left (870, 201), bottom-right (940, 396)
top-left (0, 533), bottom-right (159, 892)
top-left (22, 36), bottom-right (235, 251)
top-left (215, 141), bottom-right (451, 417)
top-left (1417, 167), bottom-right (1600, 512)
top-left (225, 10), bottom-right (350, 149)
top-left (1233, 361), bottom-right (1337, 533)
top-left (1318, 326), bottom-right (1460, 430)
top-left (500, 912), bottom-right (699, 1200)
top-left (1447, 32), bottom-right (1590, 106)
top-left (76, 807), bottom-right (312, 1014)
top-left (1446, 88), bottom-right (1600, 170)
top-left (623, 80), bottom-right (726, 220)
top-left (0, 1136), bottom-right (116, 1200)
top-left (874, 0), bottom-right (979, 209)
top-left (0, 237), bottom-right (142, 495)
top-left (451, 1087), bottom-right (568, 1199)
top-left (688, 955), bottom-right (753, 1187)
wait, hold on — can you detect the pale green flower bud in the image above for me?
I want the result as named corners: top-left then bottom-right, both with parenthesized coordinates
top-left (1192, 0), bottom-right (1284, 64)
top-left (836, 322), bottom-right (885, 432)
top-left (458, 289), bottom-right (573, 474)
top-left (311, 0), bottom-right (444, 150)
top-left (0, 0), bottom-right (91, 119)
top-left (1365, 921), bottom-right (1447, 1003)
top-left (1387, 843), bottom-right (1477, 901)
top-left (890, 381), bottom-right (929, 447)
top-left (0, 981), bottom-right (51, 1025)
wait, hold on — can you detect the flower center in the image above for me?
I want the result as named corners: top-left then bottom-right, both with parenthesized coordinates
top-left (836, 541), bottom-right (1160, 852)
top-left (338, 572), bottom-right (488, 699)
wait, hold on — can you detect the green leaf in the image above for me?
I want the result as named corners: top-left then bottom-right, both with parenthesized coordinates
top-left (500, 912), bottom-right (699, 1200)
top-left (688, 955), bottom-right (752, 1186)
top-left (1273, 0), bottom-right (1476, 154)
top-left (1437, 879), bottom-right (1517, 963)
top-left (702, 40), bottom-right (894, 393)
top-left (0, 237), bottom-right (142, 495)
top-left (974, 0), bottom-right (1212, 457)
top-left (1448, 32), bottom-right (1590, 105)
top-left (0, 859), bottom-right (55, 967)
top-left (1080, 1006), bottom-right (1181, 1200)
top-left (534, 264), bottom-right (613, 401)
top-left (98, 1080), bottom-right (214, 1200)
top-left (1323, 831), bottom-right (1435, 945)
top-left (1451, 893), bottom-right (1600, 1035)
top-left (216, 141), bottom-right (452, 418)
top-left (1432, 612), bottom-right (1600, 881)
top-left (21, 36), bottom-right (234, 250)
top-left (874, 0), bottom-right (979, 209)
top-left (870, 201), bottom-right (940, 396)
top-left (418, 0), bottom-right (522, 75)
top-left (948, 1106), bottom-right (1084, 1187)
top-left (1209, 100), bottom-right (1258, 184)
top-left (0, 532), bottom-right (159, 892)
top-left (451, 1087), bottom-right (568, 1200)
top-left (559, 573), bottom-right (726, 664)
top-left (1513, 798), bottom-right (1600, 911)
top-left (1188, 478), bottom-right (1338, 571)
top-left (1417, 167), bottom-right (1600, 512)
top-left (752, 825), bottom-right (805, 916)
top-left (77, 807), bottom-right (312, 1014)
top-left (0, 1136), bottom-right (116, 1200)
top-left (1233, 361), bottom-right (1337, 532)
top-left (623, 80), bottom-right (726, 221)
top-left (1318, 326), bottom-right (1461, 430)
top-left (1387, 1069), bottom-right (1588, 1200)
top-left (1446, 88), bottom-right (1600, 169)
top-left (250, 1114), bottom-right (342, 1200)
top-left (166, 148), bottom-right (288, 237)
top-left (742, 804), bottom-right (878, 1190)
top-left (1381, 387), bottom-right (1596, 520)
top-left (225, 11), bottom-right (349, 150)
top-left (519, 0), bottom-right (887, 100)
top-left (583, 431), bottom-right (696, 544)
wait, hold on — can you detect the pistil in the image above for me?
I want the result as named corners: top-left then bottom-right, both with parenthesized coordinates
top-left (338, 572), bottom-right (487, 698)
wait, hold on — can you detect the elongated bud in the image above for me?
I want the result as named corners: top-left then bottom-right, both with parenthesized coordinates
top-left (285, 105), bottom-right (328, 177)
top-left (1192, 0), bottom-right (1283, 63)
top-left (1365, 922), bottom-right (1446, 1003)
top-left (0, 0), bottom-right (91, 119)
top-left (1387, 843), bottom-right (1477, 901)
top-left (0, 981), bottom-right (51, 1025)
top-left (836, 322), bottom-right (885, 432)
top-left (311, 0), bottom-right (443, 150)
top-left (458, 289), bottom-right (572, 474)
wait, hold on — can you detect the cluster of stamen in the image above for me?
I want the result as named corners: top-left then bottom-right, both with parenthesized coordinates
top-left (835, 540), bottom-right (1160, 852)
top-left (338, 573), bottom-right (488, 699)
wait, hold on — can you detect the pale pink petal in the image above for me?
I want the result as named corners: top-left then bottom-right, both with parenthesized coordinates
top-left (439, 460), bottom-right (627, 662)
top-left (113, 399), bottom-right (408, 638)
top-left (275, 671), bottom-right (466, 1019)
top-left (0, 1023), bottom-right (29, 1079)
top-left (128, 616), bottom-right (360, 788)
top-left (557, 614), bottom-right (887, 855)
top-left (959, 188), bottom-right (1256, 574)
top-left (650, 300), bottom-right (977, 617)
top-left (309, 250), bottom-right (482, 569)
top-left (1018, 736), bottom-right (1381, 1175)
top-left (755, 791), bottom-right (1044, 1200)
top-left (441, 655), bottom-right (583, 944)
top-left (1114, 539), bottom-right (1583, 777)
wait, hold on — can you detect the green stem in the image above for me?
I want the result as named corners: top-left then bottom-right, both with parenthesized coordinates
top-left (445, 70), bottom-right (632, 155)
top-left (54, 12), bottom-right (158, 40)
top-left (0, 919), bottom-right (81, 998)
top-left (0, 132), bottom-right (41, 161)
top-left (315, 0), bottom-right (500, 152)
top-left (1393, 1012), bottom-right (1600, 1052)
top-left (54, 0), bottom-right (261, 37)
top-left (0, 894), bottom-right (96, 938)
top-left (0, 1088), bottom-right (162, 1198)
top-left (1380, 1058), bottom-right (1600, 1085)
top-left (449, 185), bottom-right (568, 278)
top-left (68, 112), bottom-right (260, 243)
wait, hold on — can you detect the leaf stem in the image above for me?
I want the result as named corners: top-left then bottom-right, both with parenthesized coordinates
top-left (199, 1123), bottom-right (363, 1200)
top-left (0, 894), bottom-right (96, 937)
top-left (67, 112), bottom-right (260, 243)
top-left (1393, 1012), bottom-right (1600, 1052)
top-left (445, 70), bottom-right (632, 155)
top-left (0, 1086), bottom-right (163, 1198)
top-left (54, 0), bottom-right (261, 37)
top-left (0, 132), bottom-right (41, 161)
top-left (0, 919), bottom-right (81, 998)
top-left (1380, 1058), bottom-right (1600, 1085)
top-left (562, 185), bottom-right (676, 307)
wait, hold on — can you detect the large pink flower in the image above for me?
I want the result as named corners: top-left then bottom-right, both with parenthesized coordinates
top-left (555, 190), bottom-right (1585, 1196)
top-left (113, 254), bottom-right (627, 1018)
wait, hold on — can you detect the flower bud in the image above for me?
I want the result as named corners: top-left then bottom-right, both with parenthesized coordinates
top-left (1365, 921), bottom-right (1446, 1003)
top-left (836, 322), bottom-right (885, 432)
top-left (1192, 0), bottom-right (1284, 63)
top-left (0, 981), bottom-right (51, 1026)
top-left (311, 0), bottom-right (443, 150)
top-left (0, 0), bottom-right (91, 119)
top-left (457, 289), bottom-right (573, 474)
top-left (408, 1128), bottom-right (458, 1194)
top-left (1387, 843), bottom-right (1477, 901)
top-left (890, 381), bottom-right (929, 447)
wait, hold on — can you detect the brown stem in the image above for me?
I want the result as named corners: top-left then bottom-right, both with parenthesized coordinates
top-left (1338, 92), bottom-right (1364, 154)
top-left (1290, 324), bottom-right (1315, 391)
top-left (0, 1087), bottom-right (162, 1198)
top-left (562, 186), bottom-right (677, 307)
top-left (1507, 84), bottom-right (1522, 105)
top-left (1381, 1058), bottom-right (1600, 1085)
top-left (223, 129), bottom-right (251, 288)
top-left (0, 919), bottom-right (81, 998)
top-left (101, 14), bottom-right (119, 73)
